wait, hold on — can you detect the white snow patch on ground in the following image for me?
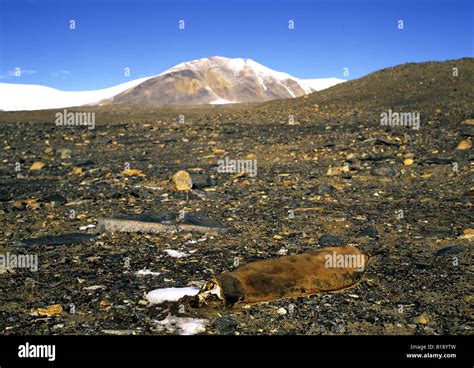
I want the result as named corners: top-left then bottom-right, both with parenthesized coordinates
top-left (185, 237), bottom-right (207, 245)
top-left (210, 98), bottom-right (236, 105)
top-left (79, 224), bottom-right (96, 231)
top-left (134, 269), bottom-right (161, 277)
top-left (154, 315), bottom-right (208, 335)
top-left (146, 287), bottom-right (200, 304)
top-left (163, 249), bottom-right (189, 258)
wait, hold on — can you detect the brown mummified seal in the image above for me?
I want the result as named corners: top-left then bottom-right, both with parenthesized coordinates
top-left (186, 245), bottom-right (379, 308)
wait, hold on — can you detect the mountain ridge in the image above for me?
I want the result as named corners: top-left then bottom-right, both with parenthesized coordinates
top-left (0, 56), bottom-right (344, 111)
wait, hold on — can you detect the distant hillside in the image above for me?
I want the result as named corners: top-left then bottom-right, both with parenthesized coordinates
top-left (259, 58), bottom-right (473, 121)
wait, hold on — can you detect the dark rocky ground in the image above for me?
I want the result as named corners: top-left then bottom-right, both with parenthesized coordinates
top-left (0, 58), bottom-right (472, 335)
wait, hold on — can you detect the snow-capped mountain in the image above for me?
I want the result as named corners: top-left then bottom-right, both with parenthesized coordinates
top-left (0, 57), bottom-right (345, 111)
top-left (108, 56), bottom-right (345, 105)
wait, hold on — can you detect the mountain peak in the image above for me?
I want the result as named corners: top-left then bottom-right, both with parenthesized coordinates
top-left (112, 57), bottom-right (344, 106)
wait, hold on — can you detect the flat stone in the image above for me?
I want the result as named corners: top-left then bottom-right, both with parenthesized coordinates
top-left (413, 313), bottom-right (429, 325)
top-left (311, 184), bottom-right (334, 194)
top-left (188, 173), bottom-right (217, 189)
top-left (360, 138), bottom-right (400, 147)
top-left (421, 229), bottom-right (453, 238)
top-left (370, 165), bottom-right (400, 177)
top-left (40, 193), bottom-right (67, 205)
top-left (357, 225), bottom-right (377, 239)
top-left (423, 157), bottom-right (454, 165)
top-left (434, 245), bottom-right (467, 256)
top-left (413, 262), bottom-right (433, 270)
top-left (319, 234), bottom-right (346, 247)
top-left (98, 211), bottom-right (231, 235)
top-left (361, 155), bottom-right (396, 162)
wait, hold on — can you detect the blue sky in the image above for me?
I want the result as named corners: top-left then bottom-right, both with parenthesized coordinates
top-left (0, 0), bottom-right (472, 90)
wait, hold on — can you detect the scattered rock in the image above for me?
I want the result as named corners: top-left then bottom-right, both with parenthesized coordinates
top-left (121, 169), bottom-right (145, 177)
top-left (413, 313), bottom-right (430, 325)
top-left (370, 165), bottom-right (400, 177)
top-left (327, 165), bottom-right (349, 176)
top-left (40, 193), bottom-right (67, 206)
top-left (212, 316), bottom-right (238, 335)
top-left (413, 262), bottom-right (433, 270)
top-left (421, 229), bottom-right (453, 238)
top-left (188, 173), bottom-right (217, 189)
top-left (423, 157), bottom-right (454, 165)
top-left (360, 138), bottom-right (400, 147)
top-left (58, 149), bottom-right (72, 159)
top-left (456, 139), bottom-right (472, 150)
top-left (361, 155), bottom-right (396, 162)
top-left (30, 304), bottom-right (63, 317)
top-left (357, 225), bottom-right (377, 239)
top-left (76, 159), bottom-right (95, 167)
top-left (16, 233), bottom-right (98, 246)
top-left (459, 232), bottom-right (474, 241)
top-left (71, 167), bottom-right (83, 175)
top-left (434, 245), bottom-right (467, 256)
top-left (30, 162), bottom-right (45, 170)
top-left (312, 184), bottom-right (334, 194)
top-left (319, 234), bottom-right (346, 247)
top-left (99, 300), bottom-right (111, 308)
top-left (172, 170), bottom-right (193, 191)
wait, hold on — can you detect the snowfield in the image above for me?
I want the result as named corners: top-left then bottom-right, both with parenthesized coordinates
top-left (0, 77), bottom-right (154, 111)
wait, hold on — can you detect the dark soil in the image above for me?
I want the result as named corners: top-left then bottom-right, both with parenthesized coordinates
top-left (0, 58), bottom-right (472, 335)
